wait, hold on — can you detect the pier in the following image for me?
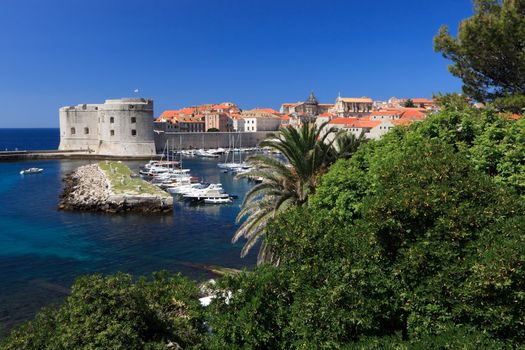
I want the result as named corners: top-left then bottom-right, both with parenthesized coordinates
top-left (0, 149), bottom-right (161, 161)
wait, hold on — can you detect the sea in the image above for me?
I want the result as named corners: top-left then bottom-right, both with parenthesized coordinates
top-left (0, 128), bottom-right (257, 336)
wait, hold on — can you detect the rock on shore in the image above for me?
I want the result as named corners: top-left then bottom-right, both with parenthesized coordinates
top-left (59, 164), bottom-right (173, 213)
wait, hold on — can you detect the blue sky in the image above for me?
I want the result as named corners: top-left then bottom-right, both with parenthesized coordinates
top-left (0, 0), bottom-right (473, 128)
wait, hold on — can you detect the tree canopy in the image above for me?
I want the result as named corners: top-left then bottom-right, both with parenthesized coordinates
top-left (434, 0), bottom-right (525, 112)
top-left (208, 108), bottom-right (525, 349)
top-left (1, 272), bottom-right (207, 350)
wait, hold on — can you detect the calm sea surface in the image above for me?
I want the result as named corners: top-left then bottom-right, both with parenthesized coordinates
top-left (0, 129), bottom-right (257, 336)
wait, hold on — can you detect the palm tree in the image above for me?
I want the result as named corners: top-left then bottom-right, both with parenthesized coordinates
top-left (332, 130), bottom-right (367, 160)
top-left (232, 122), bottom-right (341, 265)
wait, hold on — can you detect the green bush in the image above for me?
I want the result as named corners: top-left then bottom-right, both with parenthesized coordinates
top-left (208, 110), bottom-right (525, 348)
top-left (1, 272), bottom-right (206, 350)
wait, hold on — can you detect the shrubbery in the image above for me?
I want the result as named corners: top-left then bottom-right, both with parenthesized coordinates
top-left (207, 109), bottom-right (525, 348)
top-left (1, 272), bottom-right (206, 350)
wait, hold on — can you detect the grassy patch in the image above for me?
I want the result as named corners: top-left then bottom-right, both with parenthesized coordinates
top-left (98, 161), bottom-right (168, 197)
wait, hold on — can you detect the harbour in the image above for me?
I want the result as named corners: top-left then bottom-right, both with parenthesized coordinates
top-left (0, 131), bottom-right (257, 335)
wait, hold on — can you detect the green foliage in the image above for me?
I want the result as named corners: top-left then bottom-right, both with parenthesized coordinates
top-left (99, 161), bottom-right (169, 197)
top-left (207, 128), bottom-right (219, 132)
top-left (332, 130), bottom-right (368, 160)
top-left (493, 94), bottom-right (525, 114)
top-left (207, 266), bottom-right (294, 350)
top-left (403, 99), bottom-right (415, 108)
top-left (233, 122), bottom-right (365, 264)
top-left (433, 0), bottom-right (525, 106)
top-left (209, 108), bottom-right (525, 348)
top-left (1, 272), bottom-right (206, 350)
top-left (344, 325), bottom-right (512, 349)
top-left (433, 92), bottom-right (472, 112)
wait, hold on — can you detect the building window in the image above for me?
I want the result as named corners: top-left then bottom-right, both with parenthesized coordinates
top-left (110, 130), bottom-right (115, 136)
top-left (84, 127), bottom-right (89, 134)
top-left (71, 127), bottom-right (76, 135)
top-left (110, 117), bottom-right (114, 123)
top-left (131, 129), bottom-right (137, 136)
top-left (131, 117), bottom-right (136, 123)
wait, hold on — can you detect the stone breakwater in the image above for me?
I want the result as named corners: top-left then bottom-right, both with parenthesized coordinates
top-left (59, 164), bottom-right (173, 213)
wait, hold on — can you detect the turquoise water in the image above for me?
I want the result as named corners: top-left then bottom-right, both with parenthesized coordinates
top-left (0, 151), bottom-right (257, 335)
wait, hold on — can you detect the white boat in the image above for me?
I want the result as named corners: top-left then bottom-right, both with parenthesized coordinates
top-left (181, 150), bottom-right (196, 156)
top-left (195, 149), bottom-right (220, 158)
top-left (204, 197), bottom-right (232, 204)
top-left (167, 182), bottom-right (209, 195)
top-left (20, 168), bottom-right (43, 175)
top-left (183, 184), bottom-right (229, 201)
top-left (208, 147), bottom-right (226, 155)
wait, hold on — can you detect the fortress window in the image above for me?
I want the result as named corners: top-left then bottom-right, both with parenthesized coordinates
top-left (110, 117), bottom-right (114, 123)
top-left (131, 129), bottom-right (137, 136)
top-left (84, 127), bottom-right (89, 134)
top-left (110, 130), bottom-right (115, 136)
top-left (131, 117), bottom-right (136, 123)
top-left (71, 127), bottom-right (76, 135)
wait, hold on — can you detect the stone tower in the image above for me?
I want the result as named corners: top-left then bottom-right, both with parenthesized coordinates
top-left (304, 91), bottom-right (320, 116)
top-left (59, 98), bottom-right (156, 156)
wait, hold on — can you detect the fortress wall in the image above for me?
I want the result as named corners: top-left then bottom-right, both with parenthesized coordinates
top-left (97, 99), bottom-right (156, 156)
top-left (154, 130), bottom-right (272, 152)
top-left (59, 98), bottom-right (156, 156)
top-left (58, 105), bottom-right (100, 151)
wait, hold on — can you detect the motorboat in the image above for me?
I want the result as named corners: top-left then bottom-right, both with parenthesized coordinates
top-left (195, 149), bottom-right (220, 158)
top-left (180, 150), bottom-right (196, 156)
top-left (20, 168), bottom-right (43, 175)
top-left (208, 147), bottom-right (226, 155)
top-left (143, 160), bottom-right (180, 170)
top-left (183, 184), bottom-right (229, 201)
top-left (167, 182), bottom-right (210, 195)
top-left (204, 197), bottom-right (232, 204)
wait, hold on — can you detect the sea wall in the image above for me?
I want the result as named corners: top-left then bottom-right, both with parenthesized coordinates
top-left (153, 129), bottom-right (272, 152)
top-left (59, 163), bottom-right (172, 213)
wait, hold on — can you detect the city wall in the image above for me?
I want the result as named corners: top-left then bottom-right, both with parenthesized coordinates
top-left (154, 131), bottom-right (272, 152)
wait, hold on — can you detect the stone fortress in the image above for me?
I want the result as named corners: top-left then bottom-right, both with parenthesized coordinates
top-left (58, 98), bottom-right (156, 156)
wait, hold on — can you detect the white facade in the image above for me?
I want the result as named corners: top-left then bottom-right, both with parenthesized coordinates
top-left (243, 117), bottom-right (281, 132)
top-left (232, 118), bottom-right (245, 132)
top-left (59, 98), bottom-right (156, 156)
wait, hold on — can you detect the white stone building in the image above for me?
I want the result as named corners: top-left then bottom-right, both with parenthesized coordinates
top-left (240, 109), bottom-right (281, 132)
top-left (59, 98), bottom-right (156, 156)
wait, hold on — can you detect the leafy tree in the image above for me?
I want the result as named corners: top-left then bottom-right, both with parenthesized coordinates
top-left (403, 98), bottom-right (415, 108)
top-left (1, 272), bottom-right (207, 350)
top-left (493, 93), bottom-right (525, 114)
top-left (433, 92), bottom-right (472, 112)
top-left (433, 0), bottom-right (525, 107)
top-left (210, 108), bottom-right (525, 348)
top-left (332, 130), bottom-right (368, 160)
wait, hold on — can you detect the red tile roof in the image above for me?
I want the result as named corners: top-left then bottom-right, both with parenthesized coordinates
top-left (371, 110), bottom-right (402, 116)
top-left (159, 110), bottom-right (180, 119)
top-left (409, 98), bottom-right (434, 104)
top-left (400, 109), bottom-right (425, 120)
top-left (348, 120), bottom-right (381, 129)
top-left (253, 108), bottom-right (279, 114)
top-left (392, 119), bottom-right (413, 126)
top-left (329, 117), bottom-right (358, 125)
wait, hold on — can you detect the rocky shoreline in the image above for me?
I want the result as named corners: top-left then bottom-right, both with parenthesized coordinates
top-left (58, 164), bottom-right (173, 214)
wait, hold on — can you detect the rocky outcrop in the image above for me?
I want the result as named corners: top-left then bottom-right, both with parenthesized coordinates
top-left (59, 164), bottom-right (173, 213)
